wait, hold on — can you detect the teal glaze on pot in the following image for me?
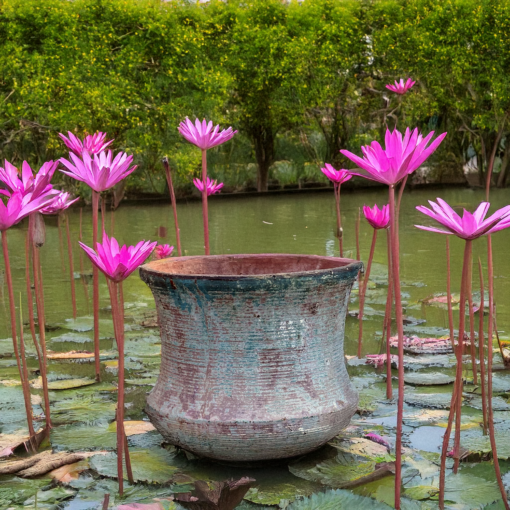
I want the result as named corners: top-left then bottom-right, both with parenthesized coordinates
top-left (139, 254), bottom-right (362, 462)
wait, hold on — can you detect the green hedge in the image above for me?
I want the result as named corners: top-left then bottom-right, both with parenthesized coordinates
top-left (0, 0), bottom-right (509, 194)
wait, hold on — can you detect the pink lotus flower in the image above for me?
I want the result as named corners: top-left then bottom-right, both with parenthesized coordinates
top-left (340, 128), bottom-right (447, 186)
top-left (415, 199), bottom-right (510, 240)
top-left (154, 244), bottom-right (174, 259)
top-left (59, 131), bottom-right (113, 156)
top-left (193, 177), bottom-right (223, 196)
top-left (0, 160), bottom-right (58, 200)
top-left (386, 78), bottom-right (416, 95)
top-left (0, 190), bottom-right (57, 231)
top-left (40, 191), bottom-right (80, 215)
top-left (178, 118), bottom-right (237, 150)
top-left (320, 164), bottom-right (352, 184)
top-left (363, 204), bottom-right (390, 230)
top-left (79, 232), bottom-right (156, 283)
top-left (60, 150), bottom-right (137, 193)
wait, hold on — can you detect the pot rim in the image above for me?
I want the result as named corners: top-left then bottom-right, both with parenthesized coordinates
top-left (139, 253), bottom-right (362, 281)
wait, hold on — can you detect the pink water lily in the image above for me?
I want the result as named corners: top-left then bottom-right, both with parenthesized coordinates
top-left (80, 233), bottom-right (156, 283)
top-left (415, 199), bottom-right (510, 240)
top-left (59, 131), bottom-right (113, 156)
top-left (363, 204), bottom-right (390, 230)
top-left (40, 191), bottom-right (79, 215)
top-left (320, 164), bottom-right (352, 184)
top-left (60, 150), bottom-right (137, 193)
top-left (0, 160), bottom-right (58, 200)
top-left (0, 190), bottom-right (56, 231)
top-left (179, 118), bottom-right (237, 151)
top-left (193, 177), bottom-right (223, 196)
top-left (386, 78), bottom-right (416, 95)
top-left (154, 244), bottom-right (174, 259)
top-left (340, 128), bottom-right (447, 186)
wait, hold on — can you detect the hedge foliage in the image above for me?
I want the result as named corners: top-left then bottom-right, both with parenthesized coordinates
top-left (0, 0), bottom-right (509, 194)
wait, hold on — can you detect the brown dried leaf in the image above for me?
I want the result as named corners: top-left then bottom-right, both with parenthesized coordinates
top-left (108, 421), bottom-right (156, 436)
top-left (174, 477), bottom-right (256, 510)
top-left (47, 351), bottom-right (95, 360)
top-left (49, 459), bottom-right (89, 482)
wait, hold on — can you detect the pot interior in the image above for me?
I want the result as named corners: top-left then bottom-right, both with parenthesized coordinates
top-left (143, 253), bottom-right (358, 277)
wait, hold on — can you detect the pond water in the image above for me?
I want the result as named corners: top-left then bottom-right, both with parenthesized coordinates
top-left (2, 186), bottom-right (510, 350)
top-left (2, 186), bottom-right (510, 509)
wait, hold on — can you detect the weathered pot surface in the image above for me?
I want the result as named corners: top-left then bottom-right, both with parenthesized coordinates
top-left (139, 253), bottom-right (362, 462)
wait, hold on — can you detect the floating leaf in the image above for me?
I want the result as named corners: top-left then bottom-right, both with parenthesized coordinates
top-left (460, 424), bottom-right (510, 459)
top-left (289, 449), bottom-right (376, 487)
top-left (404, 372), bottom-right (455, 386)
top-left (404, 391), bottom-right (453, 409)
top-left (30, 376), bottom-right (96, 390)
top-left (0, 477), bottom-right (50, 506)
top-left (90, 447), bottom-right (180, 483)
top-left (442, 472), bottom-right (501, 507)
top-left (23, 486), bottom-right (77, 505)
top-left (51, 422), bottom-right (117, 451)
top-left (51, 395), bottom-right (116, 425)
top-left (286, 489), bottom-right (392, 509)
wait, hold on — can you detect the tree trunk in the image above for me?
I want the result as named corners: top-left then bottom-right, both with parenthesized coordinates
top-left (497, 142), bottom-right (510, 188)
top-left (251, 125), bottom-right (275, 192)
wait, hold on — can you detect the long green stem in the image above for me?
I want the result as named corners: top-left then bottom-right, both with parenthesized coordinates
top-left (32, 239), bottom-right (51, 429)
top-left (92, 191), bottom-right (101, 381)
top-left (446, 238), bottom-right (455, 349)
top-left (358, 229), bottom-right (377, 358)
top-left (201, 150), bottom-right (210, 255)
top-left (453, 240), bottom-right (471, 472)
top-left (439, 240), bottom-right (471, 508)
top-left (334, 183), bottom-right (343, 257)
top-left (467, 251), bottom-right (478, 384)
top-left (478, 258), bottom-right (488, 435)
top-left (1, 230), bottom-right (35, 438)
top-left (384, 227), bottom-right (393, 399)
top-left (487, 235), bottom-right (509, 509)
top-left (389, 185), bottom-right (404, 509)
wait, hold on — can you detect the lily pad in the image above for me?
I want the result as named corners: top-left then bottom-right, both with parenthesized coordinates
top-left (460, 424), bottom-right (510, 459)
top-left (286, 489), bottom-right (392, 509)
top-left (0, 477), bottom-right (49, 506)
top-left (404, 372), bottom-right (455, 386)
top-left (442, 472), bottom-right (501, 507)
top-left (289, 448), bottom-right (377, 487)
top-left (50, 332), bottom-right (93, 344)
top-left (90, 447), bottom-right (180, 483)
top-left (24, 486), bottom-right (76, 505)
top-left (404, 391), bottom-right (453, 409)
top-left (31, 376), bottom-right (96, 391)
top-left (51, 395), bottom-right (116, 425)
top-left (51, 422), bottom-right (117, 451)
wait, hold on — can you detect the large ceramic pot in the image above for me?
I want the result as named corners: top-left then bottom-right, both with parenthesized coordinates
top-left (139, 254), bottom-right (361, 462)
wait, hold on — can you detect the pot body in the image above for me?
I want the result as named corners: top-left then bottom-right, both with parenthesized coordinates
top-left (139, 254), bottom-right (361, 462)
